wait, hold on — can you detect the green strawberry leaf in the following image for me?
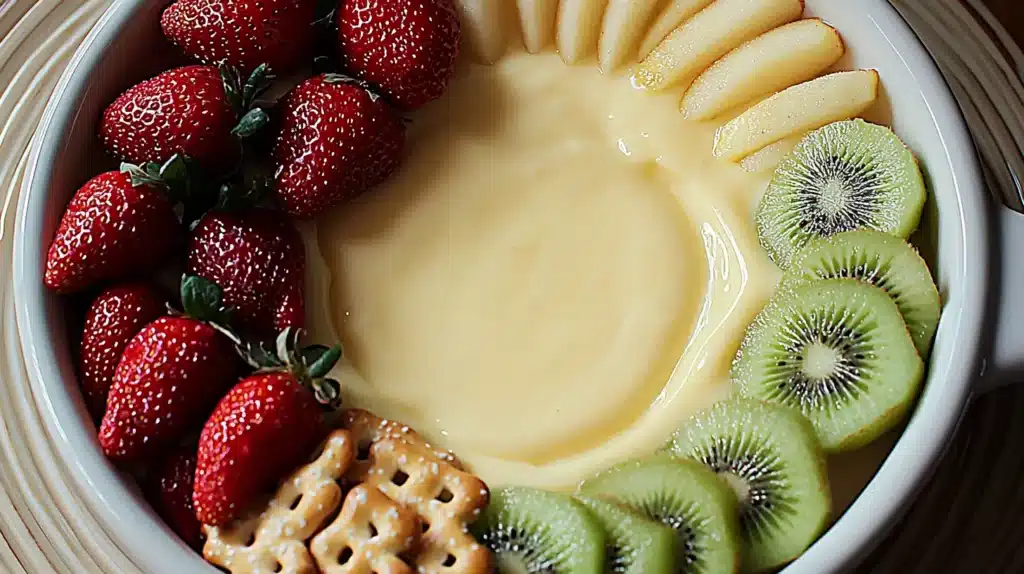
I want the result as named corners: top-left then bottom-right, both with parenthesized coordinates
top-left (180, 275), bottom-right (232, 326)
top-left (300, 344), bottom-right (331, 366)
top-left (122, 154), bottom-right (215, 224)
top-left (241, 64), bottom-right (273, 110)
top-left (221, 60), bottom-right (274, 137)
top-left (321, 74), bottom-right (382, 102)
top-left (219, 61), bottom-right (245, 114)
top-left (231, 108), bottom-right (269, 138)
top-left (242, 340), bottom-right (285, 370)
top-left (121, 162), bottom-right (165, 189)
top-left (158, 154), bottom-right (193, 202)
top-left (322, 73), bottom-right (361, 85)
top-left (305, 345), bottom-right (342, 379)
top-left (159, 154), bottom-right (187, 183)
top-left (312, 377), bottom-right (342, 409)
top-left (240, 326), bottom-right (345, 409)
top-left (214, 176), bottom-right (271, 212)
top-left (274, 326), bottom-right (303, 366)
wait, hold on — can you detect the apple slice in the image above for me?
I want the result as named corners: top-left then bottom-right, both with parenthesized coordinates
top-left (714, 70), bottom-right (881, 162)
top-left (518, 0), bottom-right (559, 53)
top-left (681, 19), bottom-right (845, 121)
top-left (558, 0), bottom-right (609, 64)
top-left (740, 136), bottom-right (802, 173)
top-left (635, 0), bottom-right (804, 92)
top-left (455, 0), bottom-right (513, 63)
top-left (597, 0), bottom-right (663, 72)
top-left (637, 0), bottom-right (714, 60)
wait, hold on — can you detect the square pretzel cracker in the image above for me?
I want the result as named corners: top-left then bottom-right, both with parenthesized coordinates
top-left (359, 439), bottom-right (491, 574)
top-left (311, 483), bottom-right (422, 574)
top-left (203, 429), bottom-right (356, 574)
top-left (341, 409), bottom-right (463, 478)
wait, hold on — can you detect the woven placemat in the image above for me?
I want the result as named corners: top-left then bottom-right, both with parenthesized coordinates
top-left (0, 1), bottom-right (1020, 572)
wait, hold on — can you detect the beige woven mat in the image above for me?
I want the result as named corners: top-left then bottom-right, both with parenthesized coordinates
top-left (1, 0), bottom-right (1020, 572)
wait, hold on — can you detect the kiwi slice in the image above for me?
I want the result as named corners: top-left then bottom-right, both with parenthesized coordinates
top-left (575, 495), bottom-right (677, 574)
top-left (732, 278), bottom-right (925, 452)
top-left (670, 398), bottom-right (831, 573)
top-left (781, 229), bottom-right (941, 356)
top-left (756, 119), bottom-right (927, 269)
top-left (579, 456), bottom-right (741, 574)
top-left (471, 486), bottom-right (605, 573)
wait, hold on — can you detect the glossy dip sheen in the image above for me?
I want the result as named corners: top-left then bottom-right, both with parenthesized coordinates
top-left (310, 50), bottom-right (782, 490)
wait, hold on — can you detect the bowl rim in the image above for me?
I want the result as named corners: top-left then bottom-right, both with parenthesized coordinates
top-left (791, 2), bottom-right (988, 570)
top-left (12, 0), bottom-right (989, 572)
top-left (14, 0), bottom-right (217, 571)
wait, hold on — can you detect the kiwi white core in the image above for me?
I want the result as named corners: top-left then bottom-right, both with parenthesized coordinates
top-left (802, 342), bottom-right (843, 380)
top-left (495, 553), bottom-right (536, 574)
top-left (721, 471), bottom-right (752, 504)
top-left (819, 179), bottom-right (851, 216)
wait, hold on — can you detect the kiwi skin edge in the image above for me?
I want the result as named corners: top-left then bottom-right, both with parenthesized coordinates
top-left (779, 229), bottom-right (941, 358)
top-left (578, 454), bottom-right (743, 574)
top-left (670, 398), bottom-right (832, 573)
top-left (574, 495), bottom-right (678, 574)
top-left (471, 486), bottom-right (607, 574)
top-left (731, 278), bottom-right (925, 454)
top-left (754, 119), bottom-right (928, 270)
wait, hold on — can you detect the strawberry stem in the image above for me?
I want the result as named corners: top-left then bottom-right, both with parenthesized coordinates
top-left (235, 327), bottom-right (344, 410)
top-left (121, 154), bottom-right (230, 230)
top-left (322, 73), bottom-right (384, 102)
top-left (311, 0), bottom-right (341, 75)
top-left (312, 0), bottom-right (337, 26)
top-left (220, 61), bottom-right (273, 139)
top-left (121, 162), bottom-right (164, 189)
top-left (213, 176), bottom-right (272, 212)
top-left (121, 155), bottom-right (193, 201)
top-left (312, 377), bottom-right (342, 407)
top-left (240, 64), bottom-right (273, 110)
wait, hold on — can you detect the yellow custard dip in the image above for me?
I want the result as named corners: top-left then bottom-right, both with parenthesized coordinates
top-left (307, 50), bottom-right (781, 490)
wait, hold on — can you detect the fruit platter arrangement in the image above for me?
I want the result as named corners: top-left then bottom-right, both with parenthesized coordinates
top-left (37, 0), bottom-right (943, 572)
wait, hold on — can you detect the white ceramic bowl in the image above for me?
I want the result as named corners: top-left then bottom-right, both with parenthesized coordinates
top-left (13, 0), bottom-right (1024, 572)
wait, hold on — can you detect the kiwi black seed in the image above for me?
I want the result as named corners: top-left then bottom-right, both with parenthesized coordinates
top-left (578, 455), bottom-right (741, 574)
top-left (732, 278), bottom-right (925, 452)
top-left (670, 398), bottom-right (831, 573)
top-left (781, 229), bottom-right (941, 357)
top-left (471, 486), bottom-right (605, 574)
top-left (575, 495), bottom-right (677, 574)
top-left (756, 119), bottom-right (927, 269)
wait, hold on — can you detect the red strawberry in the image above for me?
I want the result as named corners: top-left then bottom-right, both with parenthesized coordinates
top-left (144, 442), bottom-right (204, 550)
top-left (79, 282), bottom-right (167, 422)
top-left (44, 171), bottom-right (182, 294)
top-left (337, 0), bottom-right (460, 111)
top-left (193, 330), bottom-right (341, 525)
top-left (99, 276), bottom-right (242, 463)
top-left (99, 65), bottom-right (271, 173)
top-left (187, 208), bottom-right (305, 338)
top-left (161, 0), bottom-right (317, 76)
top-left (272, 75), bottom-right (405, 218)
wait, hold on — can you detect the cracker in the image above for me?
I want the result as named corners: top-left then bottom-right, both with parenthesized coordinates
top-left (341, 408), bottom-right (463, 477)
top-left (362, 439), bottom-right (491, 574)
top-left (203, 430), bottom-right (356, 574)
top-left (311, 484), bottom-right (421, 574)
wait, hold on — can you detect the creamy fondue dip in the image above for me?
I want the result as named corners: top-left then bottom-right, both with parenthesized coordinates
top-left (307, 50), bottom-right (781, 490)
